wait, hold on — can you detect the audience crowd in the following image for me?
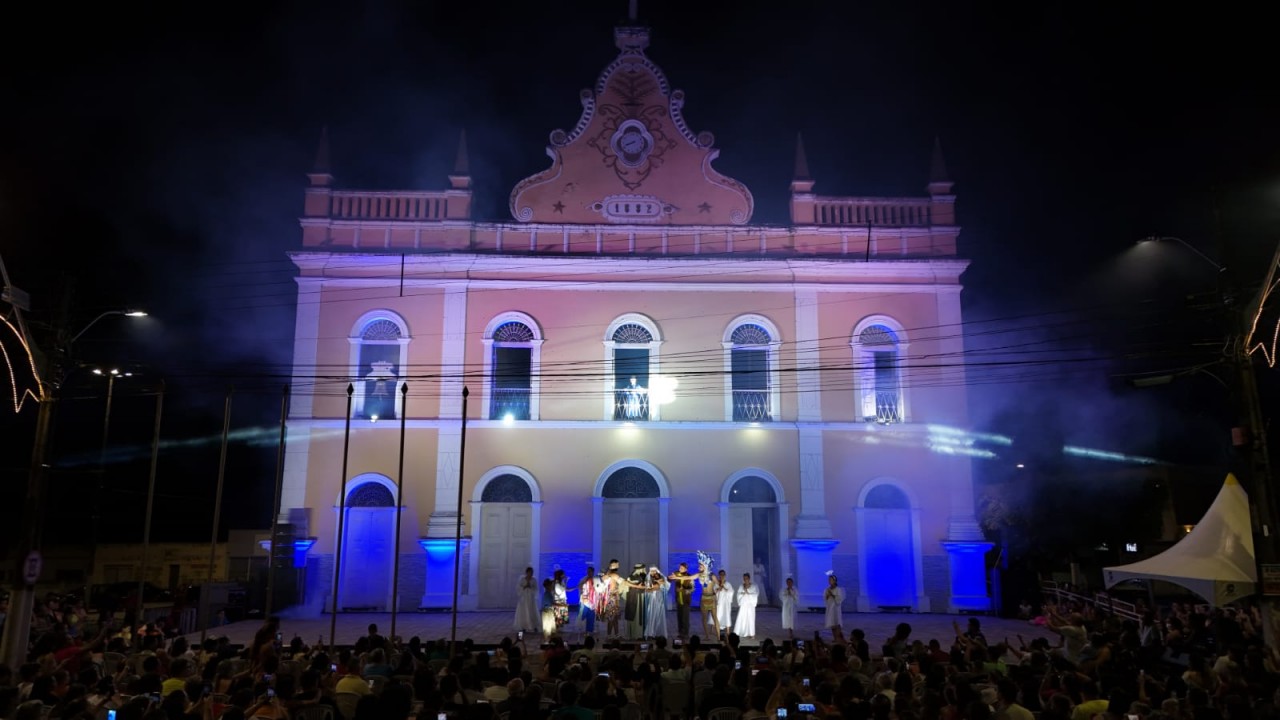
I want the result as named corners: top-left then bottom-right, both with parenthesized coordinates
top-left (1, 594), bottom-right (1279, 720)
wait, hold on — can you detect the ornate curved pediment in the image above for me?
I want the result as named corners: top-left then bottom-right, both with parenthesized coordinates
top-left (510, 25), bottom-right (753, 226)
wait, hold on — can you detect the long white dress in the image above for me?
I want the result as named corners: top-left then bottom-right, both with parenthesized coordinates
top-left (780, 584), bottom-right (798, 630)
top-left (823, 585), bottom-right (846, 628)
top-left (734, 582), bottom-right (758, 637)
top-left (715, 579), bottom-right (735, 631)
top-left (515, 575), bottom-right (540, 631)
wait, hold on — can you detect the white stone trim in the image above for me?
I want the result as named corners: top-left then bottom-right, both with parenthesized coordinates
top-left (332, 472), bottom-right (400, 506)
top-left (602, 313), bottom-right (664, 422)
top-left (480, 312), bottom-right (545, 421)
top-left (853, 477), bottom-right (928, 613)
top-left (468, 466), bottom-right (543, 605)
top-left (348, 310), bottom-right (412, 420)
top-left (717, 469), bottom-right (792, 587)
top-left (721, 314), bottom-right (783, 422)
top-left (591, 459), bottom-right (671, 572)
top-left (851, 314), bottom-right (911, 423)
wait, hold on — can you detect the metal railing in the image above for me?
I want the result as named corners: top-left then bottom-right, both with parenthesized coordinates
top-left (732, 389), bottom-right (771, 422)
top-left (489, 387), bottom-right (531, 420)
top-left (874, 390), bottom-right (902, 423)
top-left (614, 388), bottom-right (650, 421)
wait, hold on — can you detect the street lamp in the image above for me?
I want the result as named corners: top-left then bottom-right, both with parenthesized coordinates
top-left (67, 309), bottom-right (148, 347)
top-left (87, 366), bottom-right (138, 600)
top-left (1137, 236), bottom-right (1226, 273)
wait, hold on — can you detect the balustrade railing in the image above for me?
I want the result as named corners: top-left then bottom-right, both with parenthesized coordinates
top-left (331, 191), bottom-right (451, 220)
top-left (815, 198), bottom-right (932, 227)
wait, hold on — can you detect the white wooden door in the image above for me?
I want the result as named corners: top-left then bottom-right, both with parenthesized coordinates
top-left (863, 508), bottom-right (913, 608)
top-left (726, 506), bottom-right (754, 579)
top-left (478, 504), bottom-right (533, 608)
top-left (341, 508), bottom-right (393, 610)
top-left (602, 501), bottom-right (660, 570)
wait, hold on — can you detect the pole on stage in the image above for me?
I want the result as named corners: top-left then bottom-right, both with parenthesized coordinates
top-left (265, 384), bottom-right (291, 619)
top-left (391, 382), bottom-right (408, 643)
top-left (449, 386), bottom-right (469, 659)
top-left (329, 384), bottom-right (354, 653)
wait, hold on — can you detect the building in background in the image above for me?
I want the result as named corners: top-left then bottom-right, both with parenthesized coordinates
top-left (281, 17), bottom-right (992, 615)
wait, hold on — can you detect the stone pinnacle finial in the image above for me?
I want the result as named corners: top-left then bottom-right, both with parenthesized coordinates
top-left (454, 128), bottom-right (470, 176)
top-left (929, 136), bottom-right (949, 184)
top-left (794, 132), bottom-right (811, 181)
top-left (307, 126), bottom-right (334, 187)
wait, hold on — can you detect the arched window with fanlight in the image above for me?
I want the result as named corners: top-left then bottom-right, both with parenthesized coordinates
top-left (350, 312), bottom-right (410, 420)
top-left (483, 313), bottom-right (544, 421)
top-left (604, 314), bottom-right (662, 421)
top-left (723, 315), bottom-right (782, 422)
top-left (852, 317), bottom-right (908, 423)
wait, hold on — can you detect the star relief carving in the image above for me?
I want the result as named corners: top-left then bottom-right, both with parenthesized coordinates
top-left (697, 202), bottom-right (712, 213)
top-left (552, 201), bottom-right (565, 213)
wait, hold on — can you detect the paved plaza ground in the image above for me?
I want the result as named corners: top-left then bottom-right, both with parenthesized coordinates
top-left (190, 607), bottom-right (1057, 650)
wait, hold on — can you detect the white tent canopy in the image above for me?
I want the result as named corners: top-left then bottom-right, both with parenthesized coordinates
top-left (1104, 474), bottom-right (1256, 606)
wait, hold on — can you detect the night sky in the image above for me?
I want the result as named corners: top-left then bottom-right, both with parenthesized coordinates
top-left (1, 2), bottom-right (1277, 544)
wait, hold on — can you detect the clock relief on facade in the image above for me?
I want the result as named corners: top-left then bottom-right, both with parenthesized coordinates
top-left (610, 119), bottom-right (654, 168)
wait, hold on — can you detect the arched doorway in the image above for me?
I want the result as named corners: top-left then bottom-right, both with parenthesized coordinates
top-left (718, 471), bottom-right (789, 606)
top-left (472, 469), bottom-right (540, 609)
top-left (855, 482), bottom-right (925, 611)
top-left (594, 462), bottom-right (669, 573)
top-left (338, 479), bottom-right (397, 611)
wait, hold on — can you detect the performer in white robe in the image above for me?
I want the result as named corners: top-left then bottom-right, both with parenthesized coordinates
top-left (714, 569), bottom-right (734, 639)
top-left (780, 576), bottom-right (798, 639)
top-left (823, 573), bottom-right (846, 641)
top-left (515, 566), bottom-right (540, 632)
top-left (733, 573), bottom-right (758, 638)
top-left (644, 568), bottom-right (670, 640)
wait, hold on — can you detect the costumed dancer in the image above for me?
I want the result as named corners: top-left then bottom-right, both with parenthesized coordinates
top-left (578, 565), bottom-right (600, 637)
top-left (600, 560), bottom-right (623, 640)
top-left (824, 573), bottom-right (846, 642)
top-left (734, 572), bottom-right (758, 639)
top-left (515, 566), bottom-right (540, 633)
top-left (552, 568), bottom-right (570, 634)
top-left (644, 567), bottom-right (671, 640)
top-left (695, 551), bottom-right (719, 640)
top-left (624, 563), bottom-right (648, 639)
top-left (714, 569), bottom-right (734, 640)
top-left (540, 579), bottom-right (556, 642)
top-left (667, 561), bottom-right (695, 640)
top-left (780, 576), bottom-right (798, 640)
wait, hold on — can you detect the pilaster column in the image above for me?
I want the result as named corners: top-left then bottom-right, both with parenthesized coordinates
top-left (793, 289), bottom-right (833, 539)
top-left (423, 285), bottom-right (469, 607)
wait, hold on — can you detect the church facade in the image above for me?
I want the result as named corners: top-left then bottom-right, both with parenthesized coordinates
top-left (281, 20), bottom-right (992, 616)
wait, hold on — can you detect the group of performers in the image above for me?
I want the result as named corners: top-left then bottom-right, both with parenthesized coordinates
top-left (513, 553), bottom-right (852, 644)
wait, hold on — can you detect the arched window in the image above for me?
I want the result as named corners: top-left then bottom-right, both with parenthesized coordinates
top-left (853, 317), bottom-right (906, 423)
top-left (484, 315), bottom-right (542, 421)
top-left (351, 313), bottom-right (410, 420)
top-left (600, 466), bottom-right (662, 498)
top-left (724, 317), bottom-right (780, 422)
top-left (863, 483), bottom-right (910, 509)
top-left (348, 482), bottom-right (396, 507)
top-left (480, 474), bottom-right (535, 503)
top-left (728, 475), bottom-right (777, 503)
top-left (604, 315), bottom-right (662, 421)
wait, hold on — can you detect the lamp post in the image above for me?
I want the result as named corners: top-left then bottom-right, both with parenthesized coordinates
top-left (0, 306), bottom-right (147, 668)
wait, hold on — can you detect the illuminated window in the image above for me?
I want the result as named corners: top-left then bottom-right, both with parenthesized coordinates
top-left (605, 314), bottom-right (662, 421)
top-left (483, 313), bottom-right (544, 421)
top-left (351, 313), bottom-right (410, 420)
top-left (724, 317), bottom-right (781, 422)
top-left (852, 318), bottom-right (907, 423)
